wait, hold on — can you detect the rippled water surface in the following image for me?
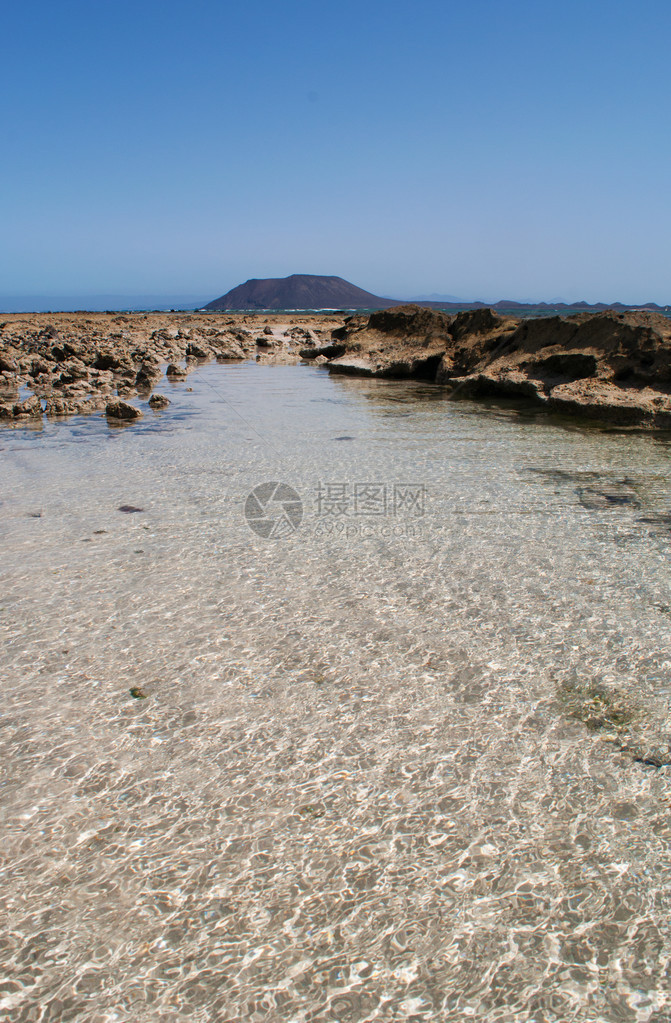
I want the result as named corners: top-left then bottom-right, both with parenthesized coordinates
top-left (2, 362), bottom-right (671, 1022)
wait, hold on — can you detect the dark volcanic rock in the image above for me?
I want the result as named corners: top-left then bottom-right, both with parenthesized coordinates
top-left (576, 481), bottom-right (640, 509)
top-left (0, 311), bottom-right (336, 427)
top-left (3, 307), bottom-right (670, 431)
top-left (76, 396), bottom-right (106, 415)
top-left (29, 357), bottom-right (52, 378)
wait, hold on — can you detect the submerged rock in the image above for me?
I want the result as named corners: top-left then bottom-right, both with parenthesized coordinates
top-left (576, 480), bottom-right (640, 509)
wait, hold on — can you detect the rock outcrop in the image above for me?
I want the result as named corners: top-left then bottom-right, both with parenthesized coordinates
top-left (149, 393), bottom-right (170, 409)
top-left (106, 400), bottom-right (143, 420)
top-left (326, 305), bottom-right (453, 379)
top-left (324, 306), bottom-right (671, 429)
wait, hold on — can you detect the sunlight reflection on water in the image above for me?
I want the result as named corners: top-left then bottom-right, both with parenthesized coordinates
top-left (1, 362), bottom-right (671, 1022)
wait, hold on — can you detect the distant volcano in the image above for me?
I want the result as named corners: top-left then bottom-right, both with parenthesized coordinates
top-left (203, 274), bottom-right (400, 311)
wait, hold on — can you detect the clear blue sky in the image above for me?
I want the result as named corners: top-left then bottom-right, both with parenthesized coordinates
top-left (2, 0), bottom-right (670, 304)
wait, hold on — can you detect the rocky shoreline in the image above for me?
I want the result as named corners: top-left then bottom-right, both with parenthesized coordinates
top-left (1, 305), bottom-right (670, 429)
top-left (317, 305), bottom-right (671, 429)
top-left (0, 311), bottom-right (339, 423)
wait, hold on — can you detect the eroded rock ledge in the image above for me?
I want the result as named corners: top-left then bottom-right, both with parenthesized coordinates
top-left (320, 305), bottom-right (671, 429)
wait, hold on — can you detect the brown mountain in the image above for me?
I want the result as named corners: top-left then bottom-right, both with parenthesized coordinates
top-left (203, 276), bottom-right (669, 315)
top-left (203, 274), bottom-right (400, 311)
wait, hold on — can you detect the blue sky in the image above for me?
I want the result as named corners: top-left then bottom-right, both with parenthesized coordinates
top-left (2, 0), bottom-right (670, 305)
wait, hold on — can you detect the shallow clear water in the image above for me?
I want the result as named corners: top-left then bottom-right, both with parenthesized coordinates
top-left (2, 362), bottom-right (671, 1023)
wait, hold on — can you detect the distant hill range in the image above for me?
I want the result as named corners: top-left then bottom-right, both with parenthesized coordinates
top-left (203, 274), bottom-right (669, 315)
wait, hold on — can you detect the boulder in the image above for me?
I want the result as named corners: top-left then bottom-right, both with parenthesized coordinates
top-left (136, 361), bottom-right (162, 389)
top-left (105, 400), bottom-right (143, 420)
top-left (149, 394), bottom-right (170, 409)
top-left (448, 307), bottom-right (507, 341)
top-left (366, 304), bottom-right (451, 337)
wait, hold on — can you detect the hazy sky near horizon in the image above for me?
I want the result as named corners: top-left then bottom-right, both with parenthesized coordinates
top-left (2, 0), bottom-right (670, 304)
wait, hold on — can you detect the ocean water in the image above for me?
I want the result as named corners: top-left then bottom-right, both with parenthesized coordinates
top-left (1, 361), bottom-right (671, 1023)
